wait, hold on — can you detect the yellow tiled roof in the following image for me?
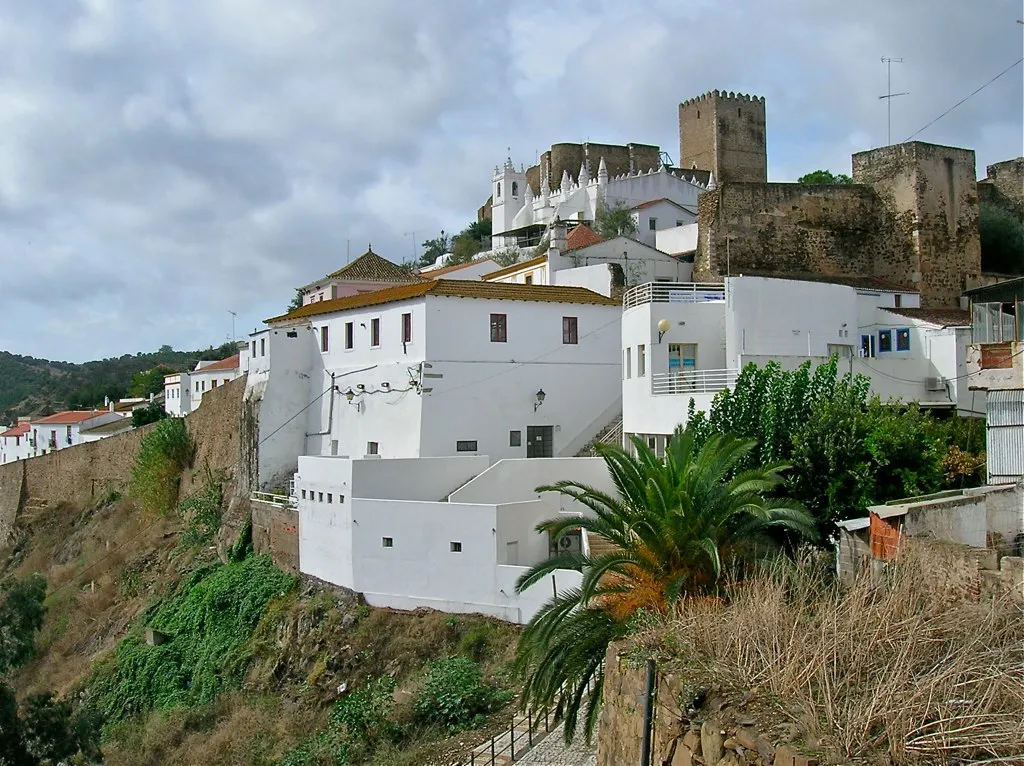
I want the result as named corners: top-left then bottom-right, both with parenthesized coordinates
top-left (481, 255), bottom-right (548, 281)
top-left (265, 279), bottom-right (617, 323)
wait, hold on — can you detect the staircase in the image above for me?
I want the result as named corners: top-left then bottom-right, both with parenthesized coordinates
top-left (585, 530), bottom-right (620, 559)
top-left (575, 414), bottom-right (623, 457)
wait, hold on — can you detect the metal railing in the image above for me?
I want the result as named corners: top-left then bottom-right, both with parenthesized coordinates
top-left (622, 282), bottom-right (725, 309)
top-left (651, 368), bottom-right (738, 395)
top-left (250, 491), bottom-right (297, 509)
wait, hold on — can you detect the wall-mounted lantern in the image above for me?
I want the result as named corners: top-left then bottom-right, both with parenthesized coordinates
top-left (534, 389), bottom-right (546, 412)
top-left (343, 388), bottom-right (356, 403)
top-left (657, 318), bottom-right (671, 344)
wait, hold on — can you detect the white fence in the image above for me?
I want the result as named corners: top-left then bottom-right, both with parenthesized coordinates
top-left (650, 368), bottom-right (738, 396)
top-left (622, 282), bottom-right (725, 310)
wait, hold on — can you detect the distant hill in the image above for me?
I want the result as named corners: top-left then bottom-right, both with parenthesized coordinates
top-left (0, 342), bottom-right (239, 422)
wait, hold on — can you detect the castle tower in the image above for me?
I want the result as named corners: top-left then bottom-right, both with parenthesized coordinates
top-left (490, 157), bottom-right (528, 241)
top-left (678, 91), bottom-right (767, 183)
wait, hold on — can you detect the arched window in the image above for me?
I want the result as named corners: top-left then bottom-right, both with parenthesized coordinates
top-left (511, 181), bottom-right (518, 197)
top-left (496, 182), bottom-right (501, 198)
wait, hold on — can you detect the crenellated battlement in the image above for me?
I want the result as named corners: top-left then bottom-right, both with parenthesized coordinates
top-left (679, 90), bottom-right (765, 108)
top-left (678, 89), bottom-right (767, 183)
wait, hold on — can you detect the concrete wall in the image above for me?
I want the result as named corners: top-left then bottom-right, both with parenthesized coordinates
top-left (449, 456), bottom-right (613, 509)
top-left (551, 238), bottom-right (690, 286)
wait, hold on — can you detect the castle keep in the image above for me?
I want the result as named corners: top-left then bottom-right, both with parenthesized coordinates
top-left (678, 91), bottom-right (767, 183)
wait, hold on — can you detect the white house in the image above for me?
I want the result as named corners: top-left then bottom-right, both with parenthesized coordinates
top-left (622, 274), bottom-right (971, 452)
top-left (246, 280), bottom-right (623, 491)
top-left (419, 256), bottom-right (500, 281)
top-left (299, 249), bottom-right (424, 305)
top-left (28, 410), bottom-right (126, 457)
top-left (164, 354), bottom-right (242, 417)
top-left (295, 454), bottom-right (617, 624)
top-left (0, 422), bottom-right (32, 464)
top-left (483, 223), bottom-right (692, 297)
top-left (490, 157), bottom-right (706, 250)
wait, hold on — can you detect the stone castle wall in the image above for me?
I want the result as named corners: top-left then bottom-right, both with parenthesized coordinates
top-left (978, 157), bottom-right (1024, 218)
top-left (679, 91), bottom-right (767, 183)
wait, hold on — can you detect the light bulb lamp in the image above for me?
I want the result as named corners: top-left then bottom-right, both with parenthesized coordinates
top-left (534, 389), bottom-right (546, 412)
top-left (343, 388), bottom-right (356, 403)
top-left (657, 318), bottom-right (671, 343)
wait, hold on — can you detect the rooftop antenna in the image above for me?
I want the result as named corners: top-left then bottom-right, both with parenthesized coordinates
top-left (879, 57), bottom-right (909, 146)
top-left (227, 310), bottom-right (237, 345)
top-left (404, 232), bottom-right (417, 261)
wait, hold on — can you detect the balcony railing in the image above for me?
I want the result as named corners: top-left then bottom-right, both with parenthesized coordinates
top-left (251, 491), bottom-right (297, 509)
top-left (651, 368), bottom-right (738, 396)
top-left (622, 282), bottom-right (725, 310)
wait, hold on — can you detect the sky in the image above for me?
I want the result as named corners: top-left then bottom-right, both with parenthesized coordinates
top-left (0, 0), bottom-right (1021, 363)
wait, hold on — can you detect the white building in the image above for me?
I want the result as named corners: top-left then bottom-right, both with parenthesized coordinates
top-left (419, 256), bottom-right (500, 281)
top-left (164, 354), bottom-right (242, 417)
top-left (490, 158), bottom-right (706, 250)
top-left (295, 454), bottom-right (617, 624)
top-left (28, 410), bottom-right (126, 457)
top-left (246, 280), bottom-right (623, 491)
top-left (483, 223), bottom-right (692, 297)
top-left (298, 249), bottom-right (425, 305)
top-left (79, 416), bottom-right (134, 443)
top-left (622, 275), bottom-right (972, 451)
top-left (0, 422), bottom-right (32, 464)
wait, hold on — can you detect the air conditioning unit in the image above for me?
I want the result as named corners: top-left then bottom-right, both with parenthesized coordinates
top-left (550, 529), bottom-right (583, 557)
top-left (925, 377), bottom-right (945, 392)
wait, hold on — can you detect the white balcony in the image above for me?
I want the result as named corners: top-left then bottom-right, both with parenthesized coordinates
top-left (651, 368), bottom-right (738, 396)
top-left (622, 282), bottom-right (725, 310)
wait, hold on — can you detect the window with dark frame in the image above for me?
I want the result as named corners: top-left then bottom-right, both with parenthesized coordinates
top-left (878, 329), bottom-right (893, 353)
top-left (318, 492), bottom-right (324, 502)
top-left (402, 312), bottom-right (412, 343)
top-left (450, 542), bottom-right (462, 553)
top-left (260, 338), bottom-right (266, 356)
top-left (896, 328), bottom-right (911, 351)
top-left (649, 217), bottom-right (657, 231)
top-left (490, 313), bottom-right (507, 342)
top-left (371, 317), bottom-right (381, 347)
top-left (345, 321), bottom-right (354, 349)
top-left (456, 440), bottom-right (478, 452)
top-left (327, 493), bottom-right (332, 503)
top-left (320, 325), bottom-right (329, 352)
top-left (509, 430), bottom-right (522, 447)
top-left (562, 316), bottom-right (578, 344)
top-left (894, 294), bottom-right (902, 308)
top-left (382, 537), bottom-right (393, 548)
top-left (366, 441), bottom-right (379, 455)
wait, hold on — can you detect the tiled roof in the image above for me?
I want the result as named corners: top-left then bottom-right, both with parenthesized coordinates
top-left (740, 271), bottom-right (919, 294)
top-left (880, 308), bottom-right (971, 327)
top-left (326, 250), bottom-right (424, 283)
top-left (31, 410), bottom-right (106, 425)
top-left (1, 423), bottom-right (30, 438)
top-left (423, 258), bottom-right (498, 278)
top-left (194, 354), bottom-right (241, 373)
top-left (630, 198), bottom-right (695, 214)
top-left (266, 279), bottom-right (617, 322)
top-left (565, 224), bottom-right (603, 251)
top-left (481, 255), bottom-right (548, 281)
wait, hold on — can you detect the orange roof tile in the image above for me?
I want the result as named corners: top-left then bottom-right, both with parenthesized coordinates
top-left (481, 255), bottom-right (548, 281)
top-left (265, 279), bottom-right (617, 322)
top-left (880, 308), bottom-right (971, 327)
top-left (31, 410), bottom-right (107, 425)
top-left (195, 354), bottom-right (241, 373)
top-left (1, 423), bottom-right (30, 438)
top-left (565, 224), bottom-right (603, 251)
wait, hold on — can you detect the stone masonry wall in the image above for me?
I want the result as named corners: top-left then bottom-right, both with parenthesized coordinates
top-left (679, 91), bottom-right (767, 183)
top-left (532, 141), bottom-right (662, 194)
top-left (693, 182), bottom-right (915, 286)
top-left (978, 157), bottom-right (1024, 218)
top-left (252, 499), bottom-right (299, 574)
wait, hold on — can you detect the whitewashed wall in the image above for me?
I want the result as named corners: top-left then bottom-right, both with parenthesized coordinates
top-left (550, 238), bottom-right (689, 285)
top-left (655, 223), bottom-right (699, 255)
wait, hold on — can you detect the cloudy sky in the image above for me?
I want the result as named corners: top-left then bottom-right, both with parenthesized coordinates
top-left (0, 0), bottom-right (1021, 362)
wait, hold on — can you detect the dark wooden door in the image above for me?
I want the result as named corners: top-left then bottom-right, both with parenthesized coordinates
top-left (526, 426), bottom-right (554, 458)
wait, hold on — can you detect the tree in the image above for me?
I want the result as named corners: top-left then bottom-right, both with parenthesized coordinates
top-left (796, 169), bottom-right (853, 185)
top-left (979, 202), bottom-right (1024, 274)
top-left (514, 429), bottom-right (816, 742)
top-left (287, 288), bottom-right (305, 312)
top-left (594, 200), bottom-right (637, 239)
top-left (128, 366), bottom-right (173, 398)
top-left (0, 574), bottom-right (46, 675)
top-left (419, 231), bottom-right (452, 267)
top-left (132, 402), bottom-right (170, 428)
top-left (491, 246), bottom-right (522, 267)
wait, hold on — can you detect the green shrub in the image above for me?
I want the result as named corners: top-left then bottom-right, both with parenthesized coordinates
top-left (132, 402), bottom-right (170, 428)
top-left (88, 556), bottom-right (295, 725)
top-left (413, 657), bottom-right (512, 731)
top-left (130, 418), bottom-right (196, 513)
top-left (0, 573), bottom-right (47, 674)
top-left (457, 623), bottom-right (494, 662)
top-left (177, 477), bottom-right (223, 550)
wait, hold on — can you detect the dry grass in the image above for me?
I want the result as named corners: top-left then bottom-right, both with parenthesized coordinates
top-left (654, 544), bottom-right (1024, 764)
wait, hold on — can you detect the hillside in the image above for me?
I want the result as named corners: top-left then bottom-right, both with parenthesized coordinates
top-left (0, 342), bottom-right (238, 421)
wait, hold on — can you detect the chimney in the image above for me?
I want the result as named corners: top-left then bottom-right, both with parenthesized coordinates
top-left (549, 219), bottom-right (568, 257)
top-left (109, 399), bottom-right (115, 412)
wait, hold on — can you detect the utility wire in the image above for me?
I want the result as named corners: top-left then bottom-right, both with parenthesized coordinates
top-left (905, 58), bottom-right (1024, 141)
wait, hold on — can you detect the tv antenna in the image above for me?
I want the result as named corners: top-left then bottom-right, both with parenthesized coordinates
top-left (227, 310), bottom-right (237, 345)
top-left (879, 57), bottom-right (909, 145)
top-left (404, 232), bottom-right (418, 261)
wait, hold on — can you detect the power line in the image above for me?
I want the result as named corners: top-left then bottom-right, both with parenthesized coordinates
top-left (905, 57), bottom-right (1024, 141)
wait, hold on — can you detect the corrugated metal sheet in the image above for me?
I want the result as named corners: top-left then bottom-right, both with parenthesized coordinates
top-left (986, 389), bottom-right (1024, 483)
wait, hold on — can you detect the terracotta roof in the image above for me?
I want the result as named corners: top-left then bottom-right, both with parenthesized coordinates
top-left (1, 423), bottom-right (30, 438)
top-left (326, 250), bottom-right (423, 283)
top-left (31, 410), bottom-right (106, 425)
top-left (266, 279), bottom-right (617, 322)
top-left (481, 255), bottom-right (548, 281)
top-left (79, 417), bottom-right (133, 436)
top-left (630, 198), bottom-right (696, 214)
top-left (423, 258), bottom-right (498, 278)
top-left (880, 307), bottom-right (971, 327)
top-left (740, 271), bottom-right (919, 294)
top-left (194, 354), bottom-right (241, 373)
top-left (565, 224), bottom-right (603, 251)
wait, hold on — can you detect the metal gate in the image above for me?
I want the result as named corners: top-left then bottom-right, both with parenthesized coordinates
top-left (986, 389), bottom-right (1024, 484)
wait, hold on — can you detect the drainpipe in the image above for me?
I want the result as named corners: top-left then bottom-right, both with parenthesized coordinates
top-left (640, 658), bottom-right (656, 766)
top-left (307, 365), bottom-right (378, 437)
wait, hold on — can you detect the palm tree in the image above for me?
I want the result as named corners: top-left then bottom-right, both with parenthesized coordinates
top-left (514, 427), bottom-right (818, 742)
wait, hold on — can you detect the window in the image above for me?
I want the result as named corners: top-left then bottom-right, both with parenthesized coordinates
top-left (301, 490), bottom-right (306, 499)
top-left (647, 436), bottom-right (657, 449)
top-left (260, 338), bottom-right (266, 356)
top-left (638, 344), bottom-right (646, 377)
top-left (496, 181), bottom-right (501, 198)
top-left (524, 274), bottom-right (533, 285)
top-left (196, 381), bottom-right (200, 392)
top-left (861, 335), bottom-right (875, 358)
top-left (370, 317), bottom-right (381, 347)
top-left (894, 294), bottom-right (902, 308)
top-left (625, 347), bottom-right (632, 379)
top-left (366, 441), bottom-right (379, 455)
top-left (896, 328), bottom-right (911, 351)
top-left (402, 312), bottom-right (412, 343)
top-left (286, 330), bottom-right (298, 338)
top-left (319, 292), bottom-right (324, 301)
top-left (511, 181), bottom-right (518, 196)
top-left (456, 440), bottom-right (478, 452)
top-left (382, 537), bottom-right (393, 548)
top-left (212, 380), bottom-right (218, 388)
top-left (318, 492), bottom-right (324, 502)
top-left (450, 542), bottom-right (463, 553)
top-left (676, 220), bottom-right (685, 227)
top-left (649, 217), bottom-right (657, 231)
top-left (509, 430), bottom-right (522, 447)
top-left (320, 325), bottom-right (330, 352)
top-left (250, 341), bottom-right (256, 357)
top-left (490, 313), bottom-right (507, 343)
top-left (878, 329), bottom-right (893, 353)
top-left (345, 321), bottom-right (354, 350)
top-left (327, 493), bottom-right (333, 503)
top-left (562, 316), bottom-right (578, 344)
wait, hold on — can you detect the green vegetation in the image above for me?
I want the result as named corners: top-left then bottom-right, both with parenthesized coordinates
top-left (796, 169), bottom-right (853, 184)
top-left (127, 366), bottom-right (174, 399)
top-left (176, 473), bottom-right (224, 550)
top-left (0, 574), bottom-right (47, 674)
top-left (88, 556), bottom-right (296, 726)
top-left (0, 342), bottom-right (237, 421)
top-left (594, 199), bottom-right (637, 239)
top-left (419, 220), bottom-right (493, 268)
top-left (129, 418), bottom-right (196, 514)
top-left (287, 288), bottom-right (305, 312)
top-left (979, 201), bottom-right (1024, 274)
top-left (514, 429), bottom-right (816, 741)
top-left (687, 358), bottom-right (986, 532)
top-left (490, 246), bottom-right (522, 267)
top-left (131, 402), bottom-right (170, 428)
top-left (413, 657), bottom-right (512, 731)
